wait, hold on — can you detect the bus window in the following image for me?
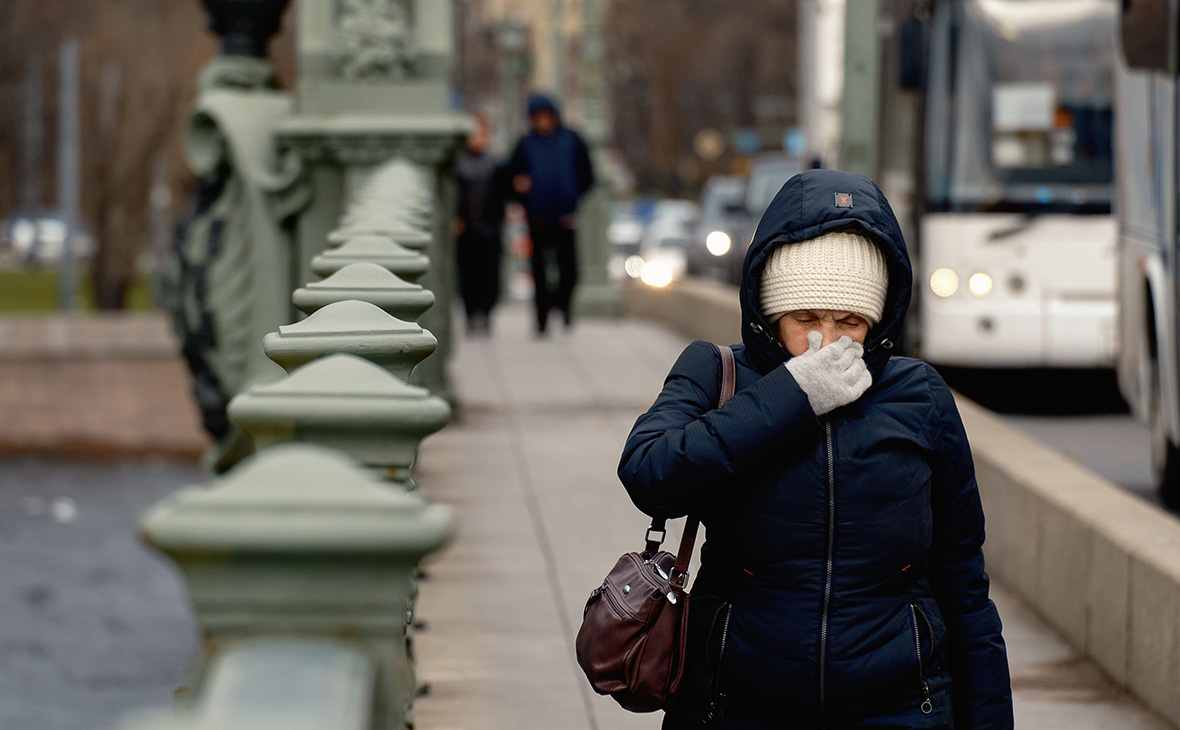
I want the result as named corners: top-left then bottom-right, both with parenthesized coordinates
top-left (927, 0), bottom-right (1115, 214)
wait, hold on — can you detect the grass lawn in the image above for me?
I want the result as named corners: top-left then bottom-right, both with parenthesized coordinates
top-left (0, 267), bottom-right (157, 313)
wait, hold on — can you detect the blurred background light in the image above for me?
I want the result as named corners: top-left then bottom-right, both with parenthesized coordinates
top-left (930, 267), bottom-right (960, 298)
top-left (706, 230), bottom-right (732, 256)
top-left (969, 272), bottom-right (994, 297)
top-left (640, 260), bottom-right (673, 288)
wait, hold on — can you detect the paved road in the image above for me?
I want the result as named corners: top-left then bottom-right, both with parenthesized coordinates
top-left (938, 367), bottom-right (1176, 514)
top-left (0, 458), bottom-right (201, 730)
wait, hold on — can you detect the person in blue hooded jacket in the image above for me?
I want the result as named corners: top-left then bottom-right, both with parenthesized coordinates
top-left (619, 169), bottom-right (1013, 729)
top-left (507, 94), bottom-right (594, 336)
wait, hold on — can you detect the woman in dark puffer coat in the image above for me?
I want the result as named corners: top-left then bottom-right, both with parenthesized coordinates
top-left (618, 169), bottom-right (1013, 729)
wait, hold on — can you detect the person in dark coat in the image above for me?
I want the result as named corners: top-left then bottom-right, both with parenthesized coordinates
top-left (618, 169), bottom-right (1013, 729)
top-left (454, 114), bottom-right (507, 335)
top-left (507, 93), bottom-right (594, 336)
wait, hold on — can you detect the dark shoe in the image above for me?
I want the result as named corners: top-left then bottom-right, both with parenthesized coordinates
top-left (470, 314), bottom-right (489, 337)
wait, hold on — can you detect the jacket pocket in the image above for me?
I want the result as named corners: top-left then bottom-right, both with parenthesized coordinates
top-left (909, 603), bottom-right (934, 715)
top-left (705, 602), bottom-right (733, 723)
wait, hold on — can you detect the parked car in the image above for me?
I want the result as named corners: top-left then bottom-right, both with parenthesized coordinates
top-left (647, 198), bottom-right (699, 228)
top-left (608, 201), bottom-right (649, 281)
top-left (614, 198), bottom-right (699, 285)
top-left (745, 154), bottom-right (805, 220)
top-left (697, 154), bottom-right (805, 285)
top-left (687, 175), bottom-right (748, 281)
top-left (0, 212), bottom-right (94, 265)
top-left (636, 214), bottom-right (696, 287)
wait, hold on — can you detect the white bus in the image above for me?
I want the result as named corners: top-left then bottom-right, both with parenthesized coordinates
top-left (917, 0), bottom-right (1118, 368)
top-left (1114, 0), bottom-right (1180, 508)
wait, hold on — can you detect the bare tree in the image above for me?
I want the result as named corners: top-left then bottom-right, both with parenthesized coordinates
top-left (604, 0), bottom-right (797, 194)
top-left (0, 0), bottom-right (296, 310)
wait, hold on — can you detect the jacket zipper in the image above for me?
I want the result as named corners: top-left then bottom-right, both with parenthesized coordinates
top-left (705, 603), bottom-right (734, 723)
top-left (819, 419), bottom-right (835, 715)
top-left (910, 603), bottom-right (934, 714)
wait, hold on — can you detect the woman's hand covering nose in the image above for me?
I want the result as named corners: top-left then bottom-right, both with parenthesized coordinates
top-left (784, 332), bottom-right (872, 415)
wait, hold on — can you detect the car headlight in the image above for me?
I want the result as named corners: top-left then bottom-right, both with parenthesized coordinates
top-left (968, 272), bottom-right (993, 297)
top-left (705, 230), bottom-right (732, 257)
top-left (640, 260), bottom-right (674, 288)
top-left (929, 268), bottom-right (959, 298)
top-left (624, 255), bottom-right (645, 279)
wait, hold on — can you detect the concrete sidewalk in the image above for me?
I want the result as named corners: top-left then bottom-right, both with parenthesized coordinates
top-left (413, 303), bottom-right (1171, 730)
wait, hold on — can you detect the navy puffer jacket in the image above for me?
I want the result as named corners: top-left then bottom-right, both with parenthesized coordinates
top-left (619, 170), bottom-right (1013, 729)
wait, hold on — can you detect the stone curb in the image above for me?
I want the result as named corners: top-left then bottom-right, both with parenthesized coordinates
top-left (622, 278), bottom-right (1180, 728)
top-left (0, 438), bottom-right (206, 463)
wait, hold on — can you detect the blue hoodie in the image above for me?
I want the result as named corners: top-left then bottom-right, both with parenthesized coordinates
top-left (509, 94), bottom-right (594, 222)
top-left (619, 170), bottom-right (1014, 729)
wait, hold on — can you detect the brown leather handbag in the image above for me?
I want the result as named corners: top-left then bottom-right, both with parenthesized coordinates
top-left (575, 344), bottom-right (736, 712)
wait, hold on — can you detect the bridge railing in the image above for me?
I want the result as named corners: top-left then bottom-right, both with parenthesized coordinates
top-left (118, 157), bottom-right (455, 730)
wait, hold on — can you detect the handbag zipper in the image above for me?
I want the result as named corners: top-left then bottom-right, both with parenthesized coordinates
top-left (819, 419), bottom-right (835, 715)
top-left (599, 581), bottom-right (635, 619)
top-left (705, 603), bottom-right (733, 722)
top-left (910, 603), bottom-right (934, 714)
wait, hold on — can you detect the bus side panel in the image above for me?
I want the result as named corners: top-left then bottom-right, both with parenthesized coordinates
top-left (1115, 64), bottom-right (1178, 430)
top-left (919, 213), bottom-right (1116, 368)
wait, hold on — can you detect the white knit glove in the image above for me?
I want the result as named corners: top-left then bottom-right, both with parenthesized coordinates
top-left (785, 332), bottom-right (872, 416)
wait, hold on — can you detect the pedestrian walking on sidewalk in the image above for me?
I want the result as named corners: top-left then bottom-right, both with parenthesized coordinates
top-left (454, 114), bottom-right (507, 336)
top-left (618, 169), bottom-right (1013, 729)
top-left (506, 93), bottom-right (594, 336)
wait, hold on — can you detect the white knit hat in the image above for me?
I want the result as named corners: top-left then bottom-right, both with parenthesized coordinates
top-left (759, 231), bottom-right (888, 325)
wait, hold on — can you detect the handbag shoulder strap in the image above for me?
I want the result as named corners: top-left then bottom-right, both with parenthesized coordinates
top-left (648, 344), bottom-right (736, 587)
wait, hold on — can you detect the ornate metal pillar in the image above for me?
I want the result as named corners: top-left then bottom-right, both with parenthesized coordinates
top-left (277, 0), bottom-right (470, 400)
top-left (174, 0), bottom-right (312, 472)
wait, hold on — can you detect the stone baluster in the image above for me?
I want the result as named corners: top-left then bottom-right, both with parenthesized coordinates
top-left (310, 235), bottom-right (430, 282)
top-left (135, 445), bottom-right (453, 730)
top-left (264, 300), bottom-right (437, 382)
top-left (226, 354), bottom-right (450, 484)
top-left (293, 263), bottom-right (436, 323)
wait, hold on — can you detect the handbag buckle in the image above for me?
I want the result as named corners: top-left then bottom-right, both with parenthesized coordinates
top-left (669, 568), bottom-right (689, 587)
top-left (645, 527), bottom-right (666, 546)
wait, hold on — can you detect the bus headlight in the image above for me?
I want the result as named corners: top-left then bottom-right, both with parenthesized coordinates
top-left (640, 260), bottom-right (674, 288)
top-left (930, 268), bottom-right (959, 298)
top-left (968, 272), bottom-right (993, 297)
top-left (624, 255), bottom-right (645, 279)
top-left (705, 230), bottom-right (732, 257)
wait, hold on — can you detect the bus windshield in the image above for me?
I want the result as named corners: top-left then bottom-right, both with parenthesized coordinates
top-left (926, 0), bottom-right (1115, 213)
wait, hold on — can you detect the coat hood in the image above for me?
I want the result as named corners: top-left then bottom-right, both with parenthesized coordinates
top-left (527, 93), bottom-right (560, 119)
top-left (738, 169), bottom-right (912, 377)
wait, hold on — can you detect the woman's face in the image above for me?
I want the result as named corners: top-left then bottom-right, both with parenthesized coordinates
top-left (776, 309), bottom-right (870, 357)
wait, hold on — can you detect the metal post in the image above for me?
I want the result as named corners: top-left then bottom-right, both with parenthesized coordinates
top-left (839, 0), bottom-right (882, 176)
top-left (148, 153), bottom-right (172, 307)
top-left (499, 20), bottom-right (529, 144)
top-left (551, 0), bottom-right (564, 100)
top-left (574, 0), bottom-right (621, 317)
top-left (57, 38), bottom-right (80, 313)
